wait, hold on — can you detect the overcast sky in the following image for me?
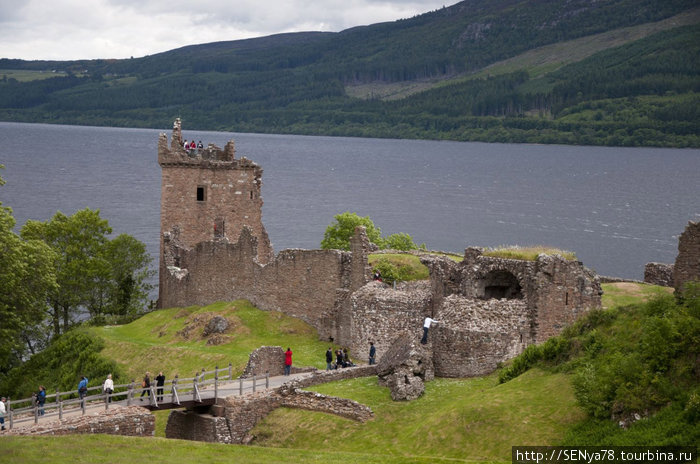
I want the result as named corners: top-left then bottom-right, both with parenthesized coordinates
top-left (1, 0), bottom-right (449, 61)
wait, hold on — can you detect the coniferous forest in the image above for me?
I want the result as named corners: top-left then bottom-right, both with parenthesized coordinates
top-left (0, 0), bottom-right (698, 147)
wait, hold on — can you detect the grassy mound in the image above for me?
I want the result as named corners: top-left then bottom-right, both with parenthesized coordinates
top-left (93, 300), bottom-right (335, 382)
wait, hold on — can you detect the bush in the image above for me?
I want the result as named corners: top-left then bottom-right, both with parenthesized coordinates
top-left (0, 329), bottom-right (123, 399)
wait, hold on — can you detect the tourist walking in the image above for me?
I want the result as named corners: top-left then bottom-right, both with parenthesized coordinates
top-left (155, 372), bottom-right (166, 402)
top-left (326, 347), bottom-right (333, 371)
top-left (284, 347), bottom-right (293, 376)
top-left (36, 385), bottom-right (46, 415)
top-left (140, 372), bottom-right (151, 401)
top-left (369, 342), bottom-right (376, 365)
top-left (0, 396), bottom-right (6, 431)
top-left (103, 374), bottom-right (114, 403)
top-left (421, 316), bottom-right (440, 344)
top-left (78, 375), bottom-right (89, 400)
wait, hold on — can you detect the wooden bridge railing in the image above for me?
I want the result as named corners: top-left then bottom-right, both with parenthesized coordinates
top-left (4, 363), bottom-right (272, 430)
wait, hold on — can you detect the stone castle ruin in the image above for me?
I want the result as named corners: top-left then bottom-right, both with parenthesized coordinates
top-left (158, 121), bottom-right (603, 378)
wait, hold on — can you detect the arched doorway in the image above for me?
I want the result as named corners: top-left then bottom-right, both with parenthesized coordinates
top-left (478, 270), bottom-right (523, 300)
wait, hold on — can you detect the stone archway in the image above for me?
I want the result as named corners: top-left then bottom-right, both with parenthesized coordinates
top-left (477, 270), bottom-right (523, 300)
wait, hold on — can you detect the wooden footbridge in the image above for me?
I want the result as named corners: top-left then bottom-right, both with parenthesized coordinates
top-left (4, 365), bottom-right (312, 430)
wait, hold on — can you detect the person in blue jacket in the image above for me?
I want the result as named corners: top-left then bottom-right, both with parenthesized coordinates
top-left (36, 385), bottom-right (46, 415)
top-left (78, 376), bottom-right (88, 400)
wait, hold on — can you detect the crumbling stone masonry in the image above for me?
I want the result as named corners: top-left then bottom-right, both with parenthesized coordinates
top-left (644, 262), bottom-right (674, 287)
top-left (376, 333), bottom-right (434, 401)
top-left (674, 221), bottom-right (700, 294)
top-left (5, 406), bottom-right (155, 437)
top-left (240, 345), bottom-right (316, 378)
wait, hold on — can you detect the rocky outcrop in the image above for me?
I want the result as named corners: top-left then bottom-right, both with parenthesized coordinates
top-left (376, 334), bottom-right (434, 401)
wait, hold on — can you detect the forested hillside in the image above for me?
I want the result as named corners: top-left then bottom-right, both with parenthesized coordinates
top-left (0, 0), bottom-right (698, 147)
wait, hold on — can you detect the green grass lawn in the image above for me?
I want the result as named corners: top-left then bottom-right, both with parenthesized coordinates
top-left (601, 282), bottom-right (673, 309)
top-left (92, 300), bottom-right (335, 382)
top-left (0, 434), bottom-right (456, 464)
top-left (251, 369), bottom-right (583, 462)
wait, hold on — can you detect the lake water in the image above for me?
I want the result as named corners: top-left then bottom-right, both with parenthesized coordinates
top-left (1, 121), bottom-right (698, 286)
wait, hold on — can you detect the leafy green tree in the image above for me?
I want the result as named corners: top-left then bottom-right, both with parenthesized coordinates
top-left (20, 208), bottom-right (153, 337)
top-left (0, 166), bottom-right (57, 374)
top-left (383, 232), bottom-right (421, 251)
top-left (21, 208), bottom-right (111, 337)
top-left (100, 234), bottom-right (154, 318)
top-left (320, 212), bottom-right (383, 251)
top-left (321, 212), bottom-right (423, 252)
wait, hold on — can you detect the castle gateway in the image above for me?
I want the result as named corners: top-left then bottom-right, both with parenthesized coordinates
top-left (158, 122), bottom-right (602, 377)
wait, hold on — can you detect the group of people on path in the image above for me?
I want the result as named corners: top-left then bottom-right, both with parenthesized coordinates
top-left (138, 371), bottom-right (166, 402)
top-left (71, 371), bottom-right (167, 405)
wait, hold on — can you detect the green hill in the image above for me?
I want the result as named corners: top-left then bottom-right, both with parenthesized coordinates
top-left (2, 282), bottom-right (697, 463)
top-left (0, 0), bottom-right (698, 147)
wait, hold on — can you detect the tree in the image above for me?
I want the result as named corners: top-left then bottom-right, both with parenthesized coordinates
top-left (100, 234), bottom-right (154, 318)
top-left (320, 211), bottom-right (422, 251)
top-left (0, 166), bottom-right (57, 374)
top-left (21, 208), bottom-right (111, 337)
top-left (320, 212), bottom-right (383, 251)
top-left (383, 232), bottom-right (421, 251)
top-left (20, 208), bottom-right (154, 338)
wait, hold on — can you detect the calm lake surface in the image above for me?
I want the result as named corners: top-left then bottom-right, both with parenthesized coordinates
top-left (1, 121), bottom-right (698, 287)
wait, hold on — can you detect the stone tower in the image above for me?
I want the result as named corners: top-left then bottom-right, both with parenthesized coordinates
top-left (158, 119), bottom-right (273, 306)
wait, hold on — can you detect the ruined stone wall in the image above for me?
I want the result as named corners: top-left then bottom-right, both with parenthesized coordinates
top-left (165, 409), bottom-right (231, 443)
top-left (5, 406), bottom-right (154, 437)
top-left (240, 346), bottom-right (315, 377)
top-left (349, 281), bottom-right (432, 363)
top-left (432, 296), bottom-right (530, 377)
top-left (644, 262), bottom-right (674, 287)
top-left (424, 249), bottom-right (601, 346)
top-left (160, 228), bottom-right (369, 343)
top-left (241, 346), bottom-right (286, 377)
top-left (529, 255), bottom-right (601, 342)
top-left (674, 221), bottom-right (700, 294)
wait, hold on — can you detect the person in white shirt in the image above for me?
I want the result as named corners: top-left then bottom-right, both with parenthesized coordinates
top-left (103, 374), bottom-right (114, 403)
top-left (421, 316), bottom-right (440, 344)
top-left (0, 396), bottom-right (6, 431)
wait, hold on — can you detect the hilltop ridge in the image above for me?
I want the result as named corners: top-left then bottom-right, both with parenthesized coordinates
top-left (0, 0), bottom-right (698, 147)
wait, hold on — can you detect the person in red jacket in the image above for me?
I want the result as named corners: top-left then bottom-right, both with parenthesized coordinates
top-left (284, 347), bottom-right (293, 376)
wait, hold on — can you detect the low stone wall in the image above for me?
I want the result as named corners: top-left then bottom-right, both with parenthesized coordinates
top-left (644, 262), bottom-right (674, 287)
top-left (287, 364), bottom-right (378, 390)
top-left (4, 406), bottom-right (154, 437)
